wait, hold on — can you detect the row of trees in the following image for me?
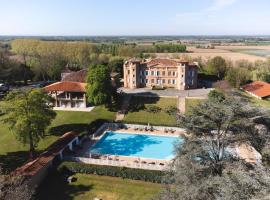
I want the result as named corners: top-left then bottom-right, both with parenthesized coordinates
top-left (200, 56), bottom-right (270, 88)
top-left (8, 39), bottom-right (186, 82)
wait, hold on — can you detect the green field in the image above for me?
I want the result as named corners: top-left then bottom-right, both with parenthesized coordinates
top-left (185, 98), bottom-right (203, 114)
top-left (37, 173), bottom-right (162, 200)
top-left (123, 96), bottom-right (177, 126)
top-left (230, 49), bottom-right (270, 57)
top-left (0, 106), bottom-right (115, 172)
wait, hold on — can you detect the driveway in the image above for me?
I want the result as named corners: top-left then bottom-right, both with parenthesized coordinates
top-left (119, 87), bottom-right (213, 98)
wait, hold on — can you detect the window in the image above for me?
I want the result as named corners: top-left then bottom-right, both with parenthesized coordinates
top-left (168, 79), bottom-right (171, 84)
top-left (146, 79), bottom-right (148, 84)
top-left (162, 79), bottom-right (165, 84)
top-left (189, 70), bottom-right (192, 77)
top-left (151, 71), bottom-right (154, 76)
top-left (182, 74), bottom-right (184, 78)
top-left (172, 71), bottom-right (176, 76)
top-left (172, 79), bottom-right (176, 84)
top-left (128, 70), bottom-right (130, 75)
top-left (133, 75), bottom-right (135, 77)
top-left (162, 71), bottom-right (165, 76)
top-left (145, 71), bottom-right (148, 76)
top-left (157, 71), bottom-right (160, 76)
top-left (133, 69), bottom-right (135, 72)
top-left (133, 81), bottom-right (135, 84)
top-left (168, 71), bottom-right (171, 76)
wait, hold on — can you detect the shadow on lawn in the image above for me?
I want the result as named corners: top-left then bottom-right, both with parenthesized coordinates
top-left (48, 119), bottom-right (112, 136)
top-left (128, 95), bottom-right (160, 112)
top-left (0, 150), bottom-right (43, 173)
top-left (37, 172), bottom-right (93, 200)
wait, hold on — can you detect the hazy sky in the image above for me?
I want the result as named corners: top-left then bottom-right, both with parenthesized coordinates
top-left (0, 0), bottom-right (270, 36)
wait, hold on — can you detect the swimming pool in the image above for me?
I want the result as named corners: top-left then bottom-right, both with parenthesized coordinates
top-left (89, 131), bottom-right (184, 160)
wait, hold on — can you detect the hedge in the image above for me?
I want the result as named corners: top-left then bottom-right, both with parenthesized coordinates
top-left (58, 161), bottom-right (165, 183)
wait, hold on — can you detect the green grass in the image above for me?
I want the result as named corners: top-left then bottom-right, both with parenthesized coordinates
top-left (238, 90), bottom-right (270, 108)
top-left (185, 98), bottom-right (203, 114)
top-left (123, 96), bottom-right (177, 126)
top-left (0, 106), bottom-right (115, 172)
top-left (37, 173), bottom-right (162, 200)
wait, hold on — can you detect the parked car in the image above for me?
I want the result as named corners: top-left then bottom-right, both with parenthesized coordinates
top-left (0, 83), bottom-right (10, 97)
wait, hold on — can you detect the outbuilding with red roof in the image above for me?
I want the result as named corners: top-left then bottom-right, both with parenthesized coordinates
top-left (242, 81), bottom-right (270, 99)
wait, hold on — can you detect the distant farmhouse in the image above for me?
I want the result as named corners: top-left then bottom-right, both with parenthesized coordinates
top-left (242, 81), bottom-right (270, 100)
top-left (123, 58), bottom-right (198, 90)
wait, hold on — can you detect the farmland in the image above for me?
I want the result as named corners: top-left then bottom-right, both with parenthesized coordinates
top-left (154, 45), bottom-right (270, 63)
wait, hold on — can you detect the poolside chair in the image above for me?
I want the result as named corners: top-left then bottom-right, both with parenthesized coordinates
top-left (159, 163), bottom-right (165, 166)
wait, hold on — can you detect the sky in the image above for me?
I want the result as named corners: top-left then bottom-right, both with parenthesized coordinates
top-left (0, 0), bottom-right (270, 36)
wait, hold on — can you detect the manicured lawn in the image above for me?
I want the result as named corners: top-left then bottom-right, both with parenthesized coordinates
top-left (37, 173), bottom-right (162, 200)
top-left (185, 98), bottom-right (203, 114)
top-left (123, 96), bottom-right (177, 126)
top-left (0, 106), bottom-right (115, 172)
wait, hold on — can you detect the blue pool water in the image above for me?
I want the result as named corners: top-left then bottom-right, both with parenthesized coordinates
top-left (89, 131), bottom-right (184, 160)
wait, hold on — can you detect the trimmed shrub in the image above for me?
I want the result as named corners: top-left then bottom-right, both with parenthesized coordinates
top-left (58, 161), bottom-right (165, 183)
top-left (145, 105), bottom-right (162, 113)
top-left (164, 106), bottom-right (178, 115)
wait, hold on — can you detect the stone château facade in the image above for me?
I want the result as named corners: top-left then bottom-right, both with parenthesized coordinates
top-left (123, 58), bottom-right (198, 90)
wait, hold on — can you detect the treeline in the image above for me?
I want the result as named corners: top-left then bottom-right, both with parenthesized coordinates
top-left (197, 56), bottom-right (270, 88)
top-left (3, 39), bottom-right (186, 83)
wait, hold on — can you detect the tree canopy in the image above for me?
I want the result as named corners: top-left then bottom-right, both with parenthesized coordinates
top-left (207, 56), bottom-right (227, 80)
top-left (86, 65), bottom-right (113, 105)
top-left (178, 90), bottom-right (261, 175)
top-left (2, 89), bottom-right (56, 159)
top-left (157, 90), bottom-right (270, 200)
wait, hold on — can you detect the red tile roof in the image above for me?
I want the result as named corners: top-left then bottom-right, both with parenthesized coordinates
top-left (12, 131), bottom-right (80, 177)
top-left (61, 69), bottom-right (88, 83)
top-left (146, 59), bottom-right (179, 67)
top-left (242, 81), bottom-right (270, 98)
top-left (43, 81), bottom-right (86, 92)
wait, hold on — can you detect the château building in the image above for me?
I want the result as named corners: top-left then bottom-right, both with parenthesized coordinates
top-left (123, 58), bottom-right (198, 90)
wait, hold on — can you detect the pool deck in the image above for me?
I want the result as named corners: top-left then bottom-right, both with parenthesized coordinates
top-left (64, 123), bottom-right (262, 171)
top-left (66, 125), bottom-right (185, 170)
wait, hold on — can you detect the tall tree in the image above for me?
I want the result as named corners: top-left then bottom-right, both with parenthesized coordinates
top-left (86, 65), bottom-right (113, 105)
top-left (2, 89), bottom-right (56, 159)
top-left (157, 91), bottom-right (270, 200)
top-left (157, 139), bottom-right (270, 200)
top-left (225, 66), bottom-right (251, 88)
top-left (207, 56), bottom-right (227, 79)
top-left (178, 90), bottom-right (261, 175)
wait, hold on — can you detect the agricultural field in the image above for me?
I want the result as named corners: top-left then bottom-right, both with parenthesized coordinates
top-left (154, 45), bottom-right (270, 63)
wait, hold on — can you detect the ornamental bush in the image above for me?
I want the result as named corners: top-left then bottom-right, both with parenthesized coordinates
top-left (58, 161), bottom-right (165, 183)
top-left (145, 105), bottom-right (162, 113)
